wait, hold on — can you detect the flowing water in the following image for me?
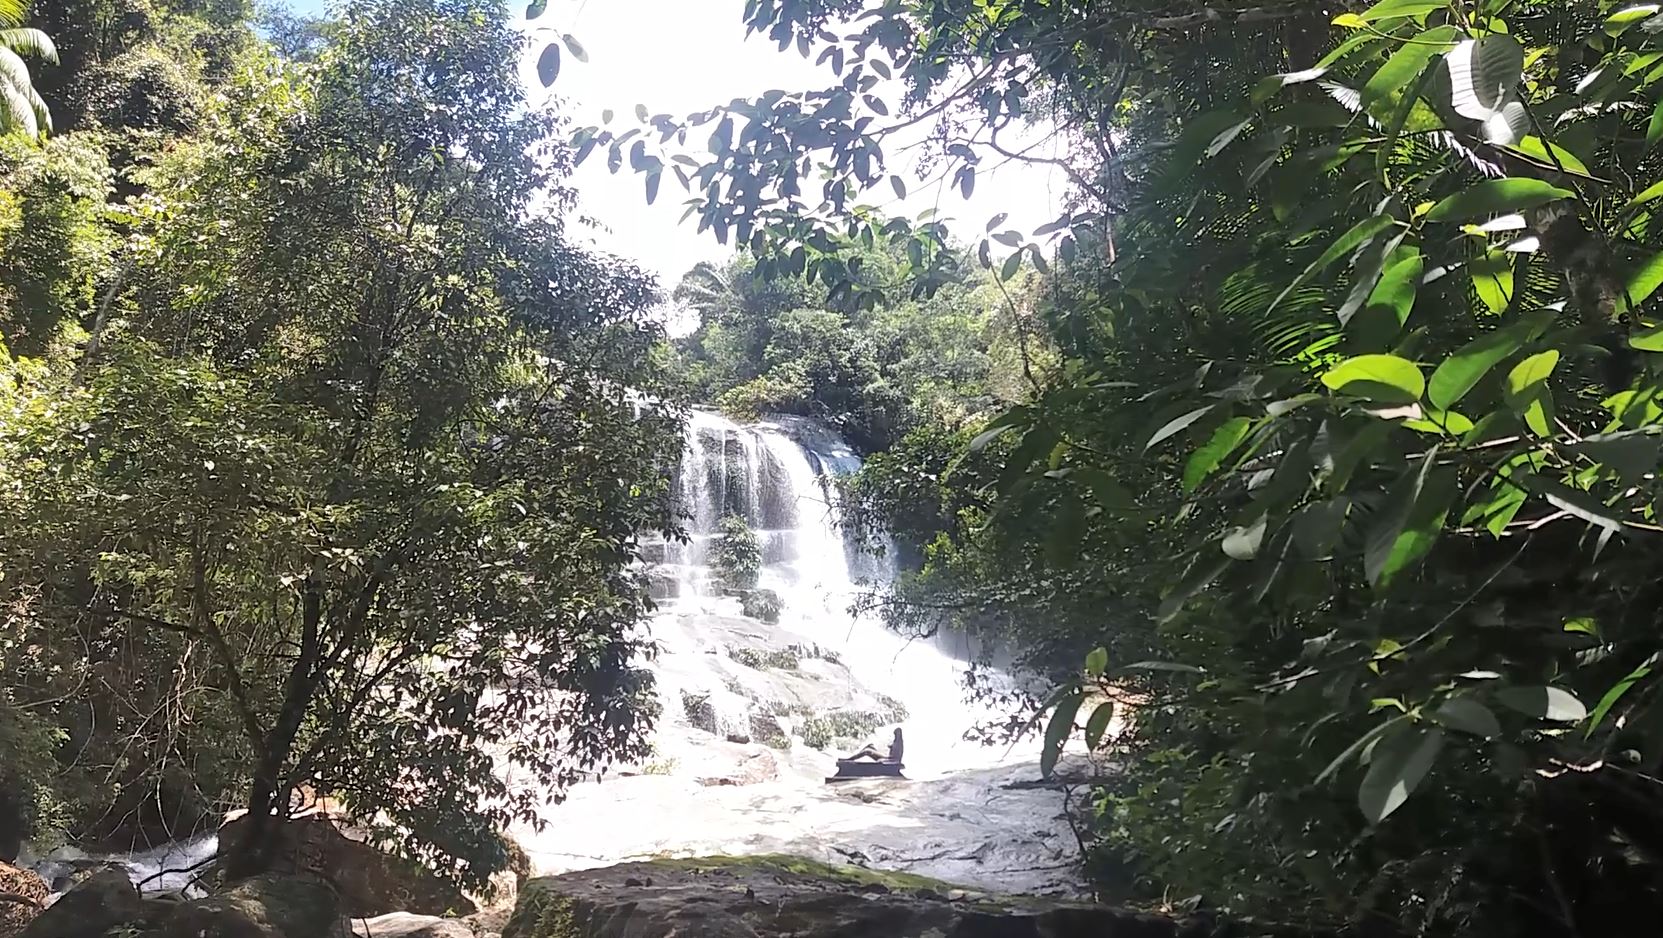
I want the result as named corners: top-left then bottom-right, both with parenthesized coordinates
top-left (505, 410), bottom-right (1085, 894)
top-left (30, 410), bottom-right (1087, 899)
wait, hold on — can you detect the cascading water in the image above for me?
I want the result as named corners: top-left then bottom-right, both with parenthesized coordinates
top-left (506, 410), bottom-right (1085, 893)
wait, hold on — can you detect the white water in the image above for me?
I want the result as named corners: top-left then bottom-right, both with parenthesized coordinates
top-left (508, 410), bottom-right (1086, 894)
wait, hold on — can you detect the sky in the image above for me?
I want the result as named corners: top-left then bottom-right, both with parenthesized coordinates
top-left (282, 0), bottom-right (1067, 303)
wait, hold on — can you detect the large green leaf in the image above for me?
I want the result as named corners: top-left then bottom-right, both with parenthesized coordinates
top-left (1363, 447), bottom-right (1454, 586)
top-left (1359, 0), bottom-right (1445, 20)
top-left (1321, 354), bottom-right (1425, 404)
top-left (1361, 26), bottom-right (1460, 118)
top-left (1084, 701), bottom-right (1115, 750)
top-left (1433, 698), bottom-right (1502, 738)
top-left (1469, 249), bottom-right (1514, 314)
top-left (1504, 350), bottom-right (1559, 437)
top-left (1617, 251), bottom-right (1663, 314)
top-left (1495, 686), bottom-right (1586, 722)
top-left (1586, 655), bottom-right (1657, 737)
top-left (1041, 688), bottom-right (1084, 777)
top-left (1427, 325), bottom-right (1527, 409)
top-left (1183, 417), bottom-right (1252, 490)
top-left (1426, 179), bottom-right (1576, 223)
top-left (1358, 727), bottom-right (1445, 822)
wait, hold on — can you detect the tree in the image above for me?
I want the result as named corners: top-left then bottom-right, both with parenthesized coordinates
top-left (0, 0), bottom-right (56, 137)
top-left (1, 0), bottom-right (681, 887)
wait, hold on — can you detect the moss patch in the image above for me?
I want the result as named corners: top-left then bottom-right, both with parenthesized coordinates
top-left (639, 854), bottom-right (976, 896)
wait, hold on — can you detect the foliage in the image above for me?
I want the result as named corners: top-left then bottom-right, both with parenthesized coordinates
top-left (0, 0), bottom-right (57, 137)
top-left (712, 515), bottom-right (763, 591)
top-left (0, 0), bottom-right (682, 890)
top-left (595, 0), bottom-right (1663, 930)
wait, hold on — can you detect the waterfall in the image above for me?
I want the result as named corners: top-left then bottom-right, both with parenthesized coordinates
top-left (649, 409), bottom-right (1018, 775)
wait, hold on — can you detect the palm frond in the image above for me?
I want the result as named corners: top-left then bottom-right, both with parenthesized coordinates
top-left (0, 27), bottom-right (56, 63)
top-left (0, 0), bottom-right (22, 29)
top-left (0, 69), bottom-right (40, 137)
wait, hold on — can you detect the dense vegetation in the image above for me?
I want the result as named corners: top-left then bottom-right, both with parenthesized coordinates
top-left (8, 0), bottom-right (1663, 933)
top-left (585, 0), bottom-right (1663, 933)
top-left (0, 0), bottom-right (679, 889)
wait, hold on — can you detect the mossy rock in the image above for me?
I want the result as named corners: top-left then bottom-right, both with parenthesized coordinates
top-left (496, 855), bottom-right (1305, 938)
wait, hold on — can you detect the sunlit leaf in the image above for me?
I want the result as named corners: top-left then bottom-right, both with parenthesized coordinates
top-left (1426, 179), bottom-right (1576, 223)
top-left (1494, 686), bottom-right (1586, 722)
top-left (1084, 701), bottom-right (1115, 750)
top-left (1321, 354), bottom-right (1425, 404)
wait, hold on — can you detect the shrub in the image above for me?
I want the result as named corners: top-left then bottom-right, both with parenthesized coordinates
top-left (712, 515), bottom-right (761, 590)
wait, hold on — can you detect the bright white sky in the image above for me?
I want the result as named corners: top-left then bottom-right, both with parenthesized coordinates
top-left (288, 0), bottom-right (1068, 299)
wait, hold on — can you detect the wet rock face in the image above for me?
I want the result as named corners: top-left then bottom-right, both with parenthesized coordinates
top-left (498, 856), bottom-right (1319, 938)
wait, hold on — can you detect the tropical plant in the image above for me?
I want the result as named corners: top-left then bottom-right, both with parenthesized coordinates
top-left (0, 0), bottom-right (56, 137)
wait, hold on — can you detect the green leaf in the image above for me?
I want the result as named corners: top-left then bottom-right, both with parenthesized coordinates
top-left (1041, 688), bottom-right (1083, 777)
top-left (1000, 251), bottom-right (1022, 281)
top-left (1495, 686), bottom-right (1586, 722)
top-left (1504, 137), bottom-right (1592, 178)
top-left (1563, 616), bottom-right (1600, 637)
top-left (1470, 249), bottom-right (1514, 314)
top-left (1359, 0), bottom-right (1444, 20)
top-left (1618, 252), bottom-right (1663, 314)
top-left (1084, 701), bottom-right (1115, 750)
top-left (536, 43), bottom-right (561, 87)
top-left (1145, 405), bottom-right (1215, 451)
top-left (1183, 417), bottom-right (1252, 491)
top-left (525, 0), bottom-right (547, 18)
top-left (1321, 354), bottom-right (1425, 404)
top-left (1426, 179), bottom-right (1576, 223)
top-left (1353, 248), bottom-right (1423, 332)
top-left (1586, 655), bottom-right (1657, 737)
top-left (1270, 215), bottom-right (1397, 314)
top-left (1427, 326), bottom-right (1526, 409)
top-left (1505, 350), bottom-right (1559, 396)
top-left (1632, 322), bottom-right (1663, 351)
top-left (1608, 4), bottom-right (1662, 35)
top-left (1084, 647), bottom-right (1108, 678)
top-left (1364, 448), bottom-right (1455, 586)
top-left (1361, 26), bottom-right (1460, 117)
top-left (1433, 698), bottom-right (1502, 738)
top-left (890, 176), bottom-right (907, 199)
top-left (1121, 661), bottom-right (1206, 674)
top-left (1358, 728), bottom-right (1444, 823)
top-left (1625, 179), bottom-right (1663, 210)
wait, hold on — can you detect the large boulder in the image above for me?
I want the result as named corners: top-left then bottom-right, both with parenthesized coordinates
top-left (499, 856), bottom-right (1333, 938)
top-left (0, 862), bottom-right (47, 938)
top-left (147, 873), bottom-right (343, 938)
top-left (218, 816), bottom-right (474, 918)
top-left (18, 870), bottom-right (146, 938)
